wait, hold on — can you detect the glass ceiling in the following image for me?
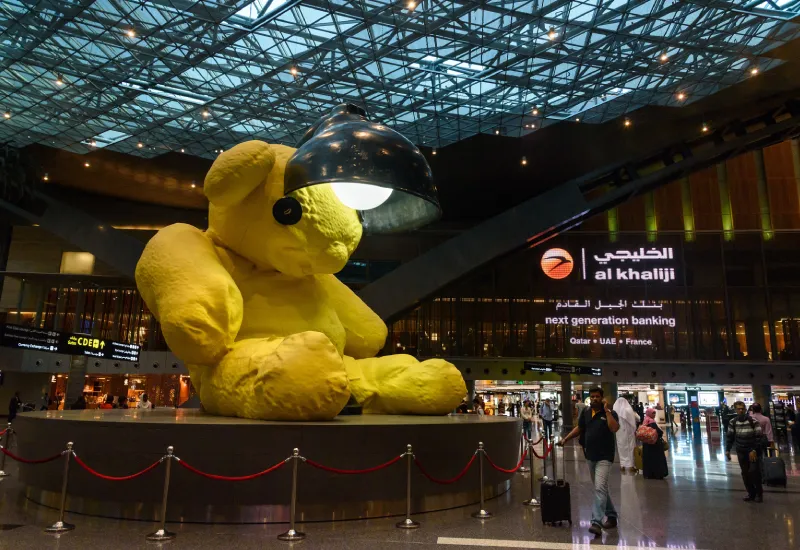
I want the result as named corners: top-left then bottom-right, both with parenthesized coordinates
top-left (1, 0), bottom-right (799, 158)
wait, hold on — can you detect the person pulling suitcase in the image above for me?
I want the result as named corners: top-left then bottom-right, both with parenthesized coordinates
top-left (559, 387), bottom-right (620, 536)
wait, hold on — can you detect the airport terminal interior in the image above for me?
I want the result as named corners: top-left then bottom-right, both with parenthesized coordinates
top-left (3, 0), bottom-right (800, 548)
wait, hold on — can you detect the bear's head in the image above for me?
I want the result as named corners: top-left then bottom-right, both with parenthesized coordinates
top-left (204, 140), bottom-right (362, 277)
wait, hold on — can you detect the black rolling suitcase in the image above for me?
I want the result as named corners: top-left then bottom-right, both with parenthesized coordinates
top-left (762, 447), bottom-right (787, 488)
top-left (541, 442), bottom-right (572, 526)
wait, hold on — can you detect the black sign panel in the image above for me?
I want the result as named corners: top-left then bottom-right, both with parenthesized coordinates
top-left (0, 324), bottom-right (140, 362)
top-left (524, 361), bottom-right (602, 376)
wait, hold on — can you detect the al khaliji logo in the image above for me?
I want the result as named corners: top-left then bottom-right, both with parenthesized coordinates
top-left (541, 248), bottom-right (574, 280)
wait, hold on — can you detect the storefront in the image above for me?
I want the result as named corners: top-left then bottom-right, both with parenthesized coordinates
top-left (48, 373), bottom-right (194, 409)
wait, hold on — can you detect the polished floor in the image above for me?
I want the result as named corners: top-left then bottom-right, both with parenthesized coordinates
top-left (1, 421), bottom-right (799, 549)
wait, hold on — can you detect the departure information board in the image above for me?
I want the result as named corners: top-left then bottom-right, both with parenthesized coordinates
top-left (0, 324), bottom-right (140, 362)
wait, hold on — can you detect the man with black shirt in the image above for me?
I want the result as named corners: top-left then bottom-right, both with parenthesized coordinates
top-left (560, 387), bottom-right (620, 536)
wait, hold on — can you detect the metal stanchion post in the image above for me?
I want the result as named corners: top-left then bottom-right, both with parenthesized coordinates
top-left (540, 438), bottom-right (550, 482)
top-left (522, 440), bottom-right (540, 507)
top-left (518, 436), bottom-right (530, 473)
top-left (44, 442), bottom-right (75, 534)
top-left (396, 444), bottom-right (420, 529)
top-left (146, 446), bottom-right (176, 542)
top-left (470, 442), bottom-right (492, 520)
top-left (278, 448), bottom-right (306, 542)
top-left (0, 423), bottom-right (11, 477)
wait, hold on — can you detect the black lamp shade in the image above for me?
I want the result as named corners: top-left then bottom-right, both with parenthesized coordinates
top-left (284, 104), bottom-right (441, 233)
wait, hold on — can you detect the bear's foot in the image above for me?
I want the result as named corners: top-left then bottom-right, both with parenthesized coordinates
top-left (200, 332), bottom-right (350, 421)
top-left (345, 355), bottom-right (465, 415)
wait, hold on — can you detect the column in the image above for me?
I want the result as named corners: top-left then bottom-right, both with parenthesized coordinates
top-left (607, 207), bottom-right (619, 243)
top-left (752, 385), bottom-right (772, 410)
top-left (644, 191), bottom-right (658, 242)
top-left (717, 162), bottom-right (734, 241)
top-left (465, 379), bottom-right (476, 403)
top-left (680, 176), bottom-right (695, 241)
top-left (560, 374), bottom-right (573, 433)
top-left (64, 355), bottom-right (88, 408)
top-left (601, 382), bottom-right (618, 403)
top-left (753, 149), bottom-right (774, 240)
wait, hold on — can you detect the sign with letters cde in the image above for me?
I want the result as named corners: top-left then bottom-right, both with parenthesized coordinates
top-left (582, 246), bottom-right (677, 283)
top-left (0, 324), bottom-right (140, 362)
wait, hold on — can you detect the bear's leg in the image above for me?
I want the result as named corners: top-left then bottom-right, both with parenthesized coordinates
top-left (200, 332), bottom-right (350, 421)
top-left (344, 355), bottom-right (465, 415)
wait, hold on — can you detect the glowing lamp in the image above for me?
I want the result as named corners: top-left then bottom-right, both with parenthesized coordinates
top-left (283, 104), bottom-right (441, 233)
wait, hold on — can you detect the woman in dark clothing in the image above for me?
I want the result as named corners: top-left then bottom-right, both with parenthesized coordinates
top-left (641, 408), bottom-right (669, 479)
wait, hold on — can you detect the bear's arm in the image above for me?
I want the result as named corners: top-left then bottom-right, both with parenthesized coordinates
top-left (317, 274), bottom-right (387, 359)
top-left (135, 223), bottom-right (243, 365)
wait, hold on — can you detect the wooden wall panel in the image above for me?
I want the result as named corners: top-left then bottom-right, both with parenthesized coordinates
top-left (764, 141), bottom-right (800, 229)
top-left (617, 193), bottom-right (646, 230)
top-left (654, 179), bottom-right (683, 230)
top-left (689, 166), bottom-right (720, 231)
top-left (727, 154), bottom-right (760, 230)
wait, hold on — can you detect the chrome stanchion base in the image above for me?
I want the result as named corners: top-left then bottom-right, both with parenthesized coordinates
top-left (522, 498), bottom-right (541, 507)
top-left (277, 529), bottom-right (306, 541)
top-left (518, 465), bottom-right (531, 473)
top-left (44, 521), bottom-right (75, 534)
top-left (0, 470), bottom-right (9, 478)
top-left (471, 509), bottom-right (493, 520)
top-left (146, 528), bottom-right (177, 542)
top-left (396, 518), bottom-right (421, 529)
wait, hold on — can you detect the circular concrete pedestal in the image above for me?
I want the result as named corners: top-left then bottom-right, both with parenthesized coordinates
top-left (14, 409), bottom-right (520, 523)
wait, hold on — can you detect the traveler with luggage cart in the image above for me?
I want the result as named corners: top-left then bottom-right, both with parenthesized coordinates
top-left (559, 386), bottom-right (620, 537)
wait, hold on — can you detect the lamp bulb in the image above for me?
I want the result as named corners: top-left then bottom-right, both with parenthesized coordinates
top-left (331, 182), bottom-right (393, 210)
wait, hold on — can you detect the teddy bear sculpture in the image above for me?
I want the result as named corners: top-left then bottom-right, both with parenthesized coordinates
top-left (135, 141), bottom-right (466, 421)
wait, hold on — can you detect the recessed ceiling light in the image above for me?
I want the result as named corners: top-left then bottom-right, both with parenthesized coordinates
top-left (677, 92), bottom-right (686, 101)
top-left (126, 28), bottom-right (136, 38)
top-left (660, 53), bottom-right (668, 63)
top-left (750, 67), bottom-right (759, 75)
top-left (137, 142), bottom-right (143, 148)
top-left (43, 173), bottom-right (49, 181)
top-left (548, 27), bottom-right (557, 40)
top-left (290, 67), bottom-right (298, 76)
top-left (55, 74), bottom-right (64, 86)
top-left (624, 118), bottom-right (631, 127)
top-left (84, 162), bottom-right (90, 167)
top-left (3, 111), bottom-right (9, 119)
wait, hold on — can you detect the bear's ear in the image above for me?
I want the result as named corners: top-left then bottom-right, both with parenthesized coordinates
top-left (204, 141), bottom-right (276, 207)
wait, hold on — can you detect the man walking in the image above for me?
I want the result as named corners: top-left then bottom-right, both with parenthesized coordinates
top-left (540, 399), bottom-right (554, 441)
top-left (726, 401), bottom-right (766, 503)
top-left (559, 387), bottom-right (620, 536)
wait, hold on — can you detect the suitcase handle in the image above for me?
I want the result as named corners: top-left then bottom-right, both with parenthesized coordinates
top-left (553, 437), bottom-right (567, 485)
top-left (765, 445), bottom-right (778, 457)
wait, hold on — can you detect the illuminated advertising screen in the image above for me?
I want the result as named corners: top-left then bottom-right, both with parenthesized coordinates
top-left (539, 243), bottom-right (680, 351)
top-left (667, 391), bottom-right (688, 406)
top-left (0, 324), bottom-right (140, 362)
top-left (698, 391), bottom-right (720, 407)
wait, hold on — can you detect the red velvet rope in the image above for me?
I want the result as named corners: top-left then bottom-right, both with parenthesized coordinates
top-left (72, 454), bottom-right (161, 481)
top-left (0, 429), bottom-right (7, 438)
top-left (531, 443), bottom-right (554, 460)
top-left (484, 447), bottom-right (528, 474)
top-left (177, 457), bottom-right (287, 481)
top-left (0, 446), bottom-right (63, 465)
top-left (305, 454), bottom-right (403, 474)
top-left (414, 453), bottom-right (476, 485)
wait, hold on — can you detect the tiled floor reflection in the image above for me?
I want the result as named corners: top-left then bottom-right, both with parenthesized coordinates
top-left (1, 422), bottom-right (799, 549)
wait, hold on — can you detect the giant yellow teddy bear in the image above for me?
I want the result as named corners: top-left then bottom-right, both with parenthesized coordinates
top-left (135, 140), bottom-right (466, 420)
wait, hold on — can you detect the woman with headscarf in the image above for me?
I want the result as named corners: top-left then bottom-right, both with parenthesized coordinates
top-left (641, 408), bottom-right (669, 479)
top-left (613, 397), bottom-right (639, 474)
